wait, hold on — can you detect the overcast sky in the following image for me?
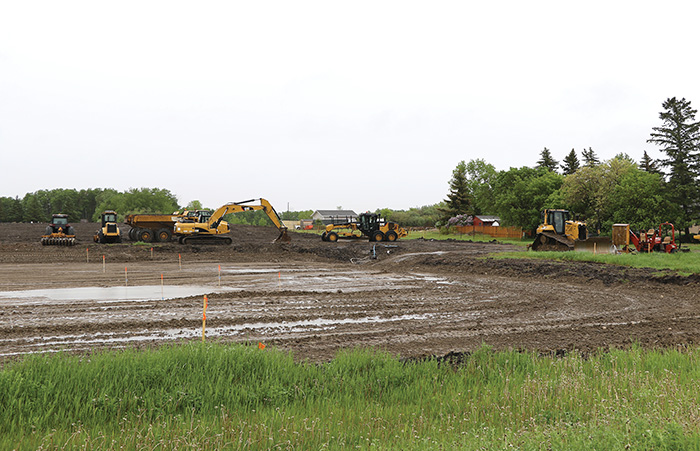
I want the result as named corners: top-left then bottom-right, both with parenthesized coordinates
top-left (1, 1), bottom-right (699, 213)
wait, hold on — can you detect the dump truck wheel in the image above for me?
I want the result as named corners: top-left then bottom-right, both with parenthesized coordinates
top-left (138, 229), bottom-right (153, 242)
top-left (385, 231), bottom-right (398, 242)
top-left (156, 228), bottom-right (172, 242)
top-left (327, 232), bottom-right (338, 242)
top-left (128, 228), bottom-right (138, 241)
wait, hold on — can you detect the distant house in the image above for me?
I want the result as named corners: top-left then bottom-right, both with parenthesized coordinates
top-left (474, 215), bottom-right (500, 227)
top-left (311, 210), bottom-right (358, 225)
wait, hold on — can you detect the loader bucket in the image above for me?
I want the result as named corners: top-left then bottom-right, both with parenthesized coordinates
top-left (274, 229), bottom-right (291, 243)
top-left (574, 236), bottom-right (614, 254)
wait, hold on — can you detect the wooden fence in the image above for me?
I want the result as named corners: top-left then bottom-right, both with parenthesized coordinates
top-left (454, 224), bottom-right (524, 239)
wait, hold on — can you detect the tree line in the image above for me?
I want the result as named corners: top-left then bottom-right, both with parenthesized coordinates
top-left (0, 188), bottom-right (180, 223)
top-left (439, 97), bottom-right (700, 236)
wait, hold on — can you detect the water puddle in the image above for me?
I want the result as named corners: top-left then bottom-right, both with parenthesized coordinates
top-left (0, 285), bottom-right (231, 304)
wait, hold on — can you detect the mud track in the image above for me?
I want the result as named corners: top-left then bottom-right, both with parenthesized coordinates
top-left (1, 222), bottom-right (698, 363)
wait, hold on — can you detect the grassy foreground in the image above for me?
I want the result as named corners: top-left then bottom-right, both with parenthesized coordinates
top-left (2, 344), bottom-right (700, 450)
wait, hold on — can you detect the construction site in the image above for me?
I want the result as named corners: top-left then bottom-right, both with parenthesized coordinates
top-left (1, 219), bottom-right (699, 363)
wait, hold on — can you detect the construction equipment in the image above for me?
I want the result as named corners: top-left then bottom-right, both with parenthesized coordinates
top-left (94, 210), bottom-right (122, 244)
top-left (321, 212), bottom-right (408, 242)
top-left (40, 214), bottom-right (76, 246)
top-left (124, 210), bottom-right (208, 242)
top-left (173, 198), bottom-right (290, 244)
top-left (530, 209), bottom-right (612, 252)
top-left (614, 222), bottom-right (683, 253)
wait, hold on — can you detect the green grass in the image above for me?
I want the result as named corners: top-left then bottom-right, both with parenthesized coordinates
top-left (403, 230), bottom-right (529, 246)
top-left (495, 248), bottom-right (700, 275)
top-left (3, 343), bottom-right (700, 449)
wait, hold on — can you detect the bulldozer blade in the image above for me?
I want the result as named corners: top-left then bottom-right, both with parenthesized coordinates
top-left (574, 237), bottom-right (613, 254)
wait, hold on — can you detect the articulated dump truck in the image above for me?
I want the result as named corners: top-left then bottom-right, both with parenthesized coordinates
top-left (123, 211), bottom-right (203, 242)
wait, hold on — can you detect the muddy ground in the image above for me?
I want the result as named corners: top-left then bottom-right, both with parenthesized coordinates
top-left (0, 222), bottom-right (699, 363)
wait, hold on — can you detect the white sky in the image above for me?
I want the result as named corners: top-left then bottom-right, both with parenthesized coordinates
top-left (1, 1), bottom-right (699, 213)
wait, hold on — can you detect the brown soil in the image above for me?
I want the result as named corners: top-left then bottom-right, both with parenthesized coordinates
top-left (1, 222), bottom-right (698, 363)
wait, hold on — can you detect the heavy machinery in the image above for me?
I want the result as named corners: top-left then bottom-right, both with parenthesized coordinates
top-left (613, 222), bottom-right (683, 253)
top-left (124, 211), bottom-right (198, 242)
top-left (173, 198), bottom-right (290, 244)
top-left (40, 214), bottom-right (76, 246)
top-left (321, 212), bottom-right (408, 242)
top-left (530, 209), bottom-right (611, 252)
top-left (94, 210), bottom-right (122, 244)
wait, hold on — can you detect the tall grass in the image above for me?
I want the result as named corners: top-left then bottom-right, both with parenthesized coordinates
top-left (495, 249), bottom-right (700, 275)
top-left (2, 343), bottom-right (700, 449)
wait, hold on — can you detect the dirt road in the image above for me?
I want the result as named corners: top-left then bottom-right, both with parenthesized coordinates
top-left (1, 222), bottom-right (698, 362)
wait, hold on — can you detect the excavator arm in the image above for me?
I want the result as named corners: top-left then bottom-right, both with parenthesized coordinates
top-left (184, 198), bottom-right (290, 243)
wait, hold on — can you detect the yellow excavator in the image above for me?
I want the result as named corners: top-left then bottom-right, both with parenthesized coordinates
top-left (530, 209), bottom-right (611, 252)
top-left (173, 198), bottom-right (290, 244)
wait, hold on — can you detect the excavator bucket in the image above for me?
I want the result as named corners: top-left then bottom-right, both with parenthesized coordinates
top-left (574, 236), bottom-right (614, 254)
top-left (274, 229), bottom-right (291, 243)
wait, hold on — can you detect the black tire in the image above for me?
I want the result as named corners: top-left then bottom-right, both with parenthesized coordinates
top-left (327, 232), bottom-right (339, 242)
top-left (224, 237), bottom-right (233, 244)
top-left (178, 236), bottom-right (186, 244)
top-left (138, 229), bottom-right (153, 243)
top-left (372, 231), bottom-right (384, 242)
top-left (128, 228), bottom-right (138, 241)
top-left (321, 232), bottom-right (328, 242)
top-left (385, 231), bottom-right (398, 242)
top-left (156, 228), bottom-right (172, 242)
top-left (97, 231), bottom-right (105, 244)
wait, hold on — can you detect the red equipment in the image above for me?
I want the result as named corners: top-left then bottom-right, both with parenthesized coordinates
top-left (629, 222), bottom-right (678, 253)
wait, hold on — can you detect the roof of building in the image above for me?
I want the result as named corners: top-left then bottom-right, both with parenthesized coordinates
top-left (475, 215), bottom-right (500, 222)
top-left (313, 210), bottom-right (358, 218)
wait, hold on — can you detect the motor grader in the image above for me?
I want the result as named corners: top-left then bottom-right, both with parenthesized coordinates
top-left (530, 209), bottom-right (611, 252)
top-left (41, 214), bottom-right (76, 246)
top-left (321, 212), bottom-right (408, 242)
top-left (173, 198), bottom-right (290, 244)
top-left (94, 210), bottom-right (122, 244)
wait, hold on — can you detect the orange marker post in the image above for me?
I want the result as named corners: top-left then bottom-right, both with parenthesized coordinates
top-left (86, 247), bottom-right (89, 263)
top-left (102, 255), bottom-right (105, 273)
top-left (150, 247), bottom-right (154, 259)
top-left (179, 253), bottom-right (182, 270)
top-left (202, 295), bottom-right (208, 341)
top-left (278, 271), bottom-right (281, 287)
top-left (218, 264), bottom-right (221, 286)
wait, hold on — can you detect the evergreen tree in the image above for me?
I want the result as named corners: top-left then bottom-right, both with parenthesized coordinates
top-left (582, 147), bottom-right (600, 166)
top-left (536, 147), bottom-right (559, 172)
top-left (439, 160), bottom-right (472, 223)
top-left (639, 151), bottom-right (660, 174)
top-left (647, 97), bottom-right (700, 233)
top-left (561, 149), bottom-right (580, 175)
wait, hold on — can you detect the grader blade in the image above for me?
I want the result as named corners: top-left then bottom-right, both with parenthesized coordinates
top-left (574, 236), bottom-right (613, 254)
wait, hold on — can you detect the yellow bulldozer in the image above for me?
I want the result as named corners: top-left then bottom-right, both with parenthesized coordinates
top-left (173, 198), bottom-right (290, 244)
top-left (530, 209), bottom-right (612, 252)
